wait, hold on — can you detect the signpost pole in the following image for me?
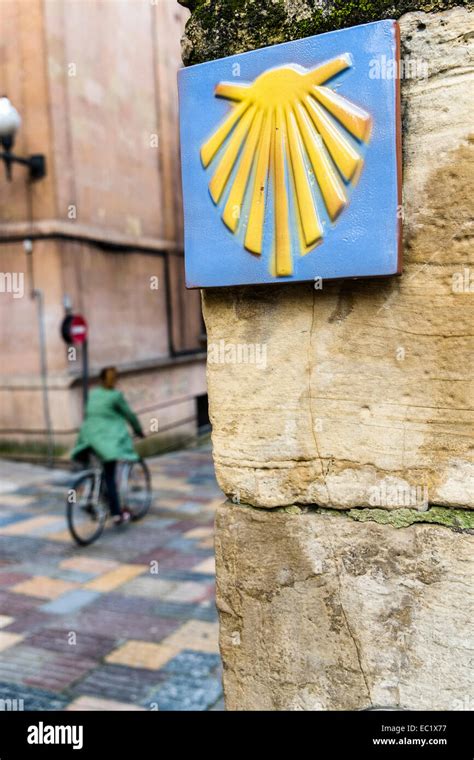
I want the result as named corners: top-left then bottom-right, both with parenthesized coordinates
top-left (60, 312), bottom-right (89, 419)
top-left (82, 339), bottom-right (89, 417)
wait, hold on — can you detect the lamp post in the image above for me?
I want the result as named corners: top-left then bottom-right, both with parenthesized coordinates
top-left (0, 96), bottom-right (46, 181)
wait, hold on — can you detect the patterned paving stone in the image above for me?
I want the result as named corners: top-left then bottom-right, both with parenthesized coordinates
top-left (0, 572), bottom-right (31, 587)
top-left (166, 519), bottom-right (203, 534)
top-left (60, 557), bottom-right (120, 575)
top-left (34, 541), bottom-right (71, 559)
top-left (0, 645), bottom-right (96, 692)
top-left (170, 502), bottom-right (206, 516)
top-left (88, 592), bottom-right (157, 617)
top-left (3, 610), bottom-right (52, 635)
top-left (31, 520), bottom-right (71, 542)
top-left (52, 568), bottom-right (96, 583)
top-left (0, 444), bottom-right (224, 710)
top-left (0, 680), bottom-right (69, 710)
top-left (162, 620), bottom-right (219, 655)
top-left (24, 629), bottom-right (116, 659)
top-left (197, 536), bottom-right (214, 549)
top-left (10, 486), bottom-right (56, 497)
top-left (192, 557), bottom-right (216, 574)
top-left (151, 600), bottom-right (217, 623)
top-left (124, 531), bottom-right (180, 556)
top-left (186, 493), bottom-right (220, 503)
top-left (69, 663), bottom-right (166, 704)
top-left (118, 576), bottom-right (209, 605)
top-left (151, 503), bottom-right (188, 515)
top-left (130, 547), bottom-right (207, 570)
top-left (184, 527), bottom-right (214, 540)
top-left (133, 517), bottom-right (178, 531)
top-left (48, 529), bottom-right (78, 543)
top-left (188, 604), bottom-right (219, 623)
top-left (40, 589), bottom-right (101, 615)
top-left (125, 531), bottom-right (182, 565)
top-left (0, 589), bottom-right (45, 616)
top-left (66, 695), bottom-right (146, 711)
top-left (117, 576), bottom-right (179, 600)
top-left (150, 600), bottom-right (201, 620)
top-left (0, 535), bottom-right (47, 562)
top-left (3, 561), bottom-right (90, 585)
top-left (0, 512), bottom-right (32, 528)
top-left (51, 609), bottom-right (181, 643)
top-left (162, 581), bottom-right (211, 605)
top-left (0, 495), bottom-right (36, 507)
top-left (161, 650), bottom-right (221, 679)
top-left (84, 564), bottom-right (147, 592)
top-left (153, 486), bottom-right (187, 496)
top-left (0, 631), bottom-right (24, 652)
top-left (43, 473), bottom-right (74, 487)
top-left (158, 569), bottom-right (215, 583)
top-left (106, 640), bottom-right (177, 670)
top-left (165, 536), bottom-right (211, 555)
top-left (143, 674), bottom-right (222, 711)
top-left (198, 584), bottom-right (216, 604)
top-left (11, 576), bottom-right (78, 600)
top-left (0, 515), bottom-right (64, 537)
top-left (82, 531), bottom-right (169, 562)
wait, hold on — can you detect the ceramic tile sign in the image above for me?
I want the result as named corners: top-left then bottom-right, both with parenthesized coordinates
top-left (178, 20), bottom-right (402, 288)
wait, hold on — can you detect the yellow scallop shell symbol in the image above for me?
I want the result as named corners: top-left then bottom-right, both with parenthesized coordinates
top-left (200, 55), bottom-right (372, 277)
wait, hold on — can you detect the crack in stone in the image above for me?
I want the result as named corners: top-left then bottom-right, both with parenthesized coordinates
top-left (329, 541), bottom-right (373, 707)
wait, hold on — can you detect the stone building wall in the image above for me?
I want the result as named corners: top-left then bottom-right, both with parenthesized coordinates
top-left (0, 0), bottom-right (206, 451)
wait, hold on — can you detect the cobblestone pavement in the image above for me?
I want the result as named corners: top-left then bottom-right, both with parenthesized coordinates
top-left (0, 445), bottom-right (225, 711)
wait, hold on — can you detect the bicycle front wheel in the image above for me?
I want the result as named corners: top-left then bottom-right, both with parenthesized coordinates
top-left (67, 471), bottom-right (107, 546)
top-left (122, 459), bottom-right (151, 521)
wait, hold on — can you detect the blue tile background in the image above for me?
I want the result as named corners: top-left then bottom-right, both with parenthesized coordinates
top-left (179, 20), bottom-right (401, 288)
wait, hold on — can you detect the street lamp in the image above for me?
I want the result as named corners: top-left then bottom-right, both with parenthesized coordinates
top-left (0, 96), bottom-right (46, 181)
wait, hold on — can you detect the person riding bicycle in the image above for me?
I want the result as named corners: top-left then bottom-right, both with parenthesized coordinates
top-left (71, 366), bottom-right (145, 526)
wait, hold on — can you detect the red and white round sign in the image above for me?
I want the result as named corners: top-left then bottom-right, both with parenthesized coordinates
top-left (69, 315), bottom-right (88, 344)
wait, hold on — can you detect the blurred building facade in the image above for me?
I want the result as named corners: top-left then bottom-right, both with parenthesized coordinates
top-left (0, 0), bottom-right (207, 454)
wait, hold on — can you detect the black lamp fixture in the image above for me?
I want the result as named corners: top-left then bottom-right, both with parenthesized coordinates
top-left (0, 96), bottom-right (46, 181)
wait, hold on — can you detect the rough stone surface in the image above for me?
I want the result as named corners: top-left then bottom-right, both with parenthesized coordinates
top-left (216, 501), bottom-right (474, 710)
top-left (180, 0), bottom-right (471, 65)
top-left (199, 7), bottom-right (474, 509)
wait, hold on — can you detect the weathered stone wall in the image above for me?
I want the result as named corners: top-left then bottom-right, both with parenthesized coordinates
top-left (216, 501), bottom-right (474, 710)
top-left (198, 6), bottom-right (474, 509)
top-left (181, 0), bottom-right (474, 710)
top-left (180, 0), bottom-right (470, 65)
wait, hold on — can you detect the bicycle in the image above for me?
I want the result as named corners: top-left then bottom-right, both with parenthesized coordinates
top-left (66, 458), bottom-right (152, 546)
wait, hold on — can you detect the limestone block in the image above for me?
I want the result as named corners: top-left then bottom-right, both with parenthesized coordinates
top-left (216, 501), bottom-right (474, 710)
top-left (202, 7), bottom-right (474, 508)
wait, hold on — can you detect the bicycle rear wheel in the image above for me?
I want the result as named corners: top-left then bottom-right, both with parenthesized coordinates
top-left (122, 459), bottom-right (151, 521)
top-left (67, 471), bottom-right (107, 546)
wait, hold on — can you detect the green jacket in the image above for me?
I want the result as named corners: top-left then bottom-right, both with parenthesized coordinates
top-left (71, 387), bottom-right (143, 463)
